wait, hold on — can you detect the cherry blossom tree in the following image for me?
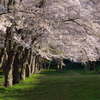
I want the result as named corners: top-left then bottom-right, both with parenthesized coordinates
top-left (0, 0), bottom-right (100, 86)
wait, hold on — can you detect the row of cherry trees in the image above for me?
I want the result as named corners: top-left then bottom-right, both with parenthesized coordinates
top-left (0, 0), bottom-right (100, 87)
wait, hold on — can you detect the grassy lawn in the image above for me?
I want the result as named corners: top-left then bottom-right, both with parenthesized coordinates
top-left (0, 69), bottom-right (100, 100)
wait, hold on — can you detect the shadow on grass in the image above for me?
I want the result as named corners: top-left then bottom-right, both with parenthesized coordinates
top-left (1, 69), bottom-right (100, 100)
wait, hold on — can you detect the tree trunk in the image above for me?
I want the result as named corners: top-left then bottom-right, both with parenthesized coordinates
top-left (26, 50), bottom-right (33, 77)
top-left (84, 63), bottom-right (88, 72)
top-left (89, 61), bottom-right (95, 71)
top-left (56, 64), bottom-right (59, 72)
top-left (59, 63), bottom-right (62, 73)
top-left (26, 63), bottom-right (31, 77)
top-left (20, 48), bottom-right (29, 80)
top-left (4, 26), bottom-right (18, 87)
top-left (4, 48), bottom-right (16, 87)
top-left (0, 48), bottom-right (7, 69)
top-left (31, 56), bottom-right (36, 74)
top-left (57, 63), bottom-right (62, 73)
top-left (13, 50), bottom-right (20, 85)
top-left (48, 61), bottom-right (51, 69)
top-left (34, 55), bottom-right (40, 74)
top-left (20, 62), bottom-right (26, 80)
top-left (56, 59), bottom-right (63, 73)
top-left (34, 62), bottom-right (38, 73)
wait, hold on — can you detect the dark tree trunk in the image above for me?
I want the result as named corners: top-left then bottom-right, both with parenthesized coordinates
top-left (4, 27), bottom-right (17, 87)
top-left (0, 48), bottom-right (6, 69)
top-left (89, 61), bottom-right (95, 71)
top-left (13, 49), bottom-right (21, 85)
top-left (26, 50), bottom-right (33, 77)
top-left (57, 63), bottom-right (62, 73)
top-left (4, 47), bottom-right (17, 87)
top-left (26, 63), bottom-right (31, 77)
top-left (59, 63), bottom-right (62, 73)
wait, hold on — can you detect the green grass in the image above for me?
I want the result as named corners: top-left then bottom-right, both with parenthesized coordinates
top-left (0, 69), bottom-right (100, 100)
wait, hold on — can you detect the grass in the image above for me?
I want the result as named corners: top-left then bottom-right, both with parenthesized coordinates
top-left (0, 68), bottom-right (100, 100)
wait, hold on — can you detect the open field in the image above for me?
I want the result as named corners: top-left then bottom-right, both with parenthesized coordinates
top-left (0, 69), bottom-right (100, 100)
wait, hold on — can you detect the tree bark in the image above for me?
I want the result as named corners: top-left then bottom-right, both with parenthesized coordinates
top-left (48, 61), bottom-right (51, 69)
top-left (31, 56), bottom-right (36, 74)
top-left (34, 61), bottom-right (38, 74)
top-left (26, 50), bottom-right (33, 77)
top-left (89, 61), bottom-right (95, 71)
top-left (20, 62), bottom-right (27, 80)
top-left (56, 59), bottom-right (63, 73)
top-left (84, 64), bottom-right (88, 72)
top-left (59, 63), bottom-right (62, 73)
top-left (0, 48), bottom-right (7, 69)
top-left (26, 63), bottom-right (31, 77)
top-left (20, 48), bottom-right (29, 80)
top-left (57, 63), bottom-right (62, 73)
top-left (13, 49), bottom-right (21, 85)
top-left (4, 27), bottom-right (17, 87)
top-left (4, 46), bottom-right (17, 87)
top-left (34, 55), bottom-right (40, 74)
top-left (56, 64), bottom-right (59, 72)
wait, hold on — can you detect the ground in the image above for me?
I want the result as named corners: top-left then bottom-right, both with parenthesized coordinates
top-left (0, 68), bottom-right (100, 100)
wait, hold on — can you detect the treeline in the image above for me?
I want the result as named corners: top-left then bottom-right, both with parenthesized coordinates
top-left (0, 0), bottom-right (100, 87)
top-left (0, 46), bottom-right (46, 87)
top-left (0, 0), bottom-right (63, 87)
